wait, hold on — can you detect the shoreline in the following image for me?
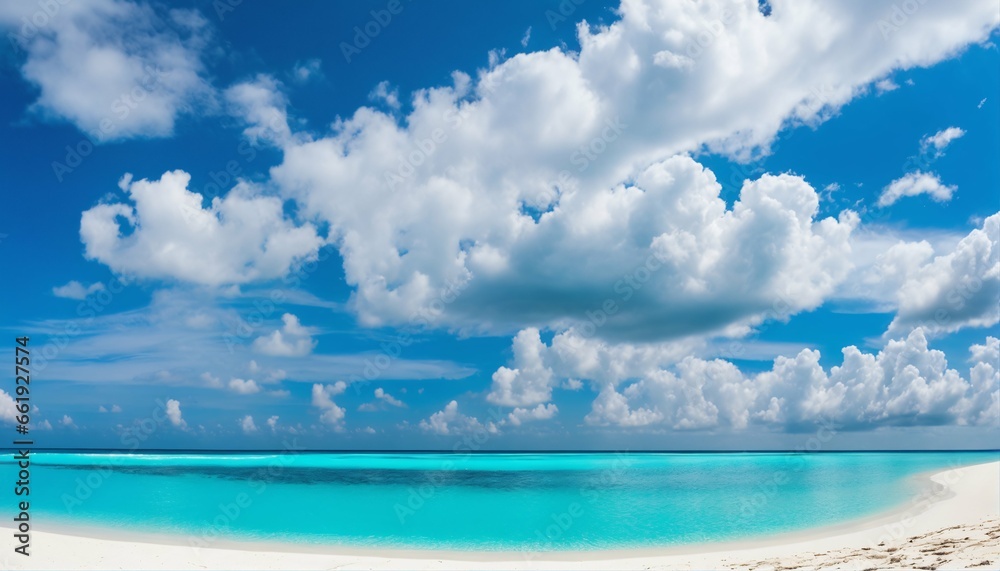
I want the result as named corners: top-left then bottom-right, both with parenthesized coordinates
top-left (4, 460), bottom-right (998, 569)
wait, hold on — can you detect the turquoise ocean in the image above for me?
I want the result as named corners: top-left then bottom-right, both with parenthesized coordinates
top-left (1, 451), bottom-right (996, 551)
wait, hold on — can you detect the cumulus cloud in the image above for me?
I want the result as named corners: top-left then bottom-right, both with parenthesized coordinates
top-left (506, 403), bottom-right (558, 426)
top-left (878, 171), bottom-right (956, 207)
top-left (582, 329), bottom-right (999, 430)
top-left (165, 398), bottom-right (185, 428)
top-left (37, 419), bottom-right (53, 431)
top-left (0, 390), bottom-right (16, 424)
top-left (374, 387), bottom-right (405, 407)
top-left (586, 385), bottom-right (664, 427)
top-left (885, 213), bottom-right (1000, 336)
top-left (960, 338), bottom-right (1000, 426)
top-left (368, 80), bottom-right (400, 109)
top-left (52, 280), bottom-right (105, 299)
top-left (0, 0), bottom-right (213, 141)
top-left (252, 313), bottom-right (317, 356)
top-left (73, 2), bottom-right (997, 351)
top-left (61, 414), bottom-right (76, 428)
top-left (488, 329), bottom-right (556, 407)
top-left (488, 326), bottom-right (702, 407)
top-left (225, 74), bottom-right (292, 146)
top-left (419, 400), bottom-right (498, 436)
top-left (311, 381), bottom-right (347, 428)
top-left (80, 171), bottom-right (323, 286)
top-left (240, 414), bottom-right (258, 433)
top-left (258, 0), bottom-right (995, 342)
top-left (921, 126), bottom-right (966, 157)
top-left (228, 378), bottom-right (261, 395)
top-left (267, 415), bottom-right (279, 431)
top-left (874, 78), bottom-right (898, 95)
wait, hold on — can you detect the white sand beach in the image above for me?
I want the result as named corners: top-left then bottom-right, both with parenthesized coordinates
top-left (4, 460), bottom-right (998, 570)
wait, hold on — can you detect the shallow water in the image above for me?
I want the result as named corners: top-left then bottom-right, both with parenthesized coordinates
top-left (2, 450), bottom-right (995, 551)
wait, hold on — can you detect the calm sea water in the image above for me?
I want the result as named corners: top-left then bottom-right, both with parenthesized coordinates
top-left (1, 451), bottom-right (995, 551)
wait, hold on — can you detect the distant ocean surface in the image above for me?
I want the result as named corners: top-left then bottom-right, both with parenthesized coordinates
top-left (2, 451), bottom-right (996, 551)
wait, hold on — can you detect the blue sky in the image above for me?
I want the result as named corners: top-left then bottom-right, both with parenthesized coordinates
top-left (0, 0), bottom-right (997, 450)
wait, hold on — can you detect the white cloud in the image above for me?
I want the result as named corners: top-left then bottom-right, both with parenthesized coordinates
top-left (878, 171), bottom-right (956, 207)
top-left (921, 126), bottom-right (966, 157)
top-left (506, 403), bottom-right (558, 426)
top-left (0, 390), bottom-right (16, 424)
top-left (74, 1), bottom-right (998, 353)
top-left (311, 382), bottom-right (347, 428)
top-left (225, 74), bottom-right (292, 146)
top-left (374, 387), bottom-right (405, 407)
top-left (240, 414), bottom-right (258, 434)
top-left (52, 280), bottom-right (105, 299)
top-left (252, 313), bottom-right (316, 356)
top-left (488, 326), bottom-right (704, 407)
top-left (98, 405), bottom-right (107, 413)
top-left (266, 415), bottom-right (279, 431)
top-left (37, 419), bottom-right (53, 431)
top-left (200, 372), bottom-right (223, 388)
top-left (874, 78), bottom-right (898, 95)
top-left (111, 404), bottom-right (122, 413)
top-left (61, 414), bottom-right (76, 428)
top-left (960, 337), bottom-right (1000, 426)
top-left (419, 400), bottom-right (498, 436)
top-left (488, 328), bottom-right (555, 407)
top-left (228, 378), bottom-right (261, 395)
top-left (80, 171), bottom-right (323, 286)
top-left (652, 50), bottom-right (695, 70)
top-left (257, 0), bottom-right (994, 339)
top-left (292, 58), bottom-right (322, 83)
top-left (28, 288), bottom-right (475, 387)
top-left (885, 213), bottom-right (1000, 336)
top-left (368, 80), bottom-right (400, 109)
top-left (586, 385), bottom-right (664, 427)
top-left (165, 398), bottom-right (185, 428)
top-left (582, 329), bottom-right (998, 430)
top-left (0, 0), bottom-right (213, 141)
top-left (520, 26), bottom-right (532, 48)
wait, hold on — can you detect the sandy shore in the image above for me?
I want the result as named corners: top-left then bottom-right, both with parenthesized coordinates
top-left (3, 460), bottom-right (998, 570)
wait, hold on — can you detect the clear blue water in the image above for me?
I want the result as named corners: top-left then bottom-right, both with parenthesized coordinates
top-left (1, 451), bottom-right (995, 551)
